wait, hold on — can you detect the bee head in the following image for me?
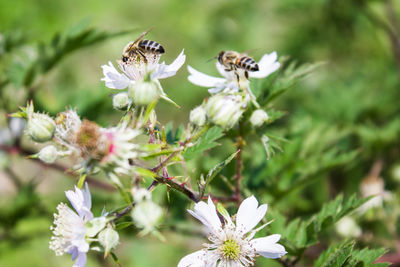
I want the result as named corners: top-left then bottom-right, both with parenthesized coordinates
top-left (122, 56), bottom-right (129, 63)
top-left (218, 51), bottom-right (225, 64)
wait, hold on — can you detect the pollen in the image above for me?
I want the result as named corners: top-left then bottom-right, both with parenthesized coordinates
top-left (221, 239), bottom-right (241, 260)
top-left (74, 120), bottom-right (110, 159)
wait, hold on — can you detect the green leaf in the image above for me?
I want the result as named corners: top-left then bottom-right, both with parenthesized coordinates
top-left (204, 151), bottom-right (238, 187)
top-left (133, 167), bottom-right (157, 179)
top-left (305, 194), bottom-right (369, 246)
top-left (316, 242), bottom-right (389, 267)
top-left (261, 61), bottom-right (324, 105)
top-left (183, 126), bottom-right (223, 160)
top-left (350, 248), bottom-right (389, 266)
top-left (315, 240), bottom-right (355, 267)
top-left (23, 25), bottom-right (133, 87)
top-left (115, 221), bottom-right (134, 230)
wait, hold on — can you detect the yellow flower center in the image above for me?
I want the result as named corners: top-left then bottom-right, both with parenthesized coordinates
top-left (221, 239), bottom-right (240, 260)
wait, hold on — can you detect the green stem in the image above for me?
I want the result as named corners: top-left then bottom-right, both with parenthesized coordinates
top-left (77, 173), bottom-right (87, 188)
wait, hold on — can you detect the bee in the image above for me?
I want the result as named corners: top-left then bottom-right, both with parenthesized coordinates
top-left (217, 50), bottom-right (259, 79)
top-left (121, 28), bottom-right (165, 64)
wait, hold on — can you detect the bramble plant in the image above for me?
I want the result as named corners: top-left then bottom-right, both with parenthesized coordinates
top-left (1, 16), bottom-right (397, 266)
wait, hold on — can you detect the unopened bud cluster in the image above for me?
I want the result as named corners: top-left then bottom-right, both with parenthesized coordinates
top-left (205, 94), bottom-right (246, 129)
top-left (129, 81), bottom-right (160, 106)
top-left (27, 113), bottom-right (55, 143)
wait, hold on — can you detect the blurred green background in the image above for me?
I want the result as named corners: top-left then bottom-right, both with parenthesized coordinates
top-left (1, 0), bottom-right (400, 266)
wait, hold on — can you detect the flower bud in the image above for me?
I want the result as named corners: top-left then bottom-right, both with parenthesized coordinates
top-left (112, 92), bottom-right (130, 110)
top-left (335, 216), bottom-right (361, 238)
top-left (131, 187), bottom-right (152, 203)
top-left (86, 216), bottom-right (107, 237)
top-left (129, 81), bottom-right (159, 106)
top-left (250, 109), bottom-right (269, 127)
top-left (38, 145), bottom-right (58, 164)
top-left (131, 200), bottom-right (163, 232)
top-left (27, 113), bottom-right (55, 142)
top-left (205, 95), bottom-right (244, 129)
top-left (190, 106), bottom-right (206, 126)
top-left (98, 227), bottom-right (119, 256)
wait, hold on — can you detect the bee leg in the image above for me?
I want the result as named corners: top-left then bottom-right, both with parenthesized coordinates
top-left (233, 66), bottom-right (240, 82)
top-left (137, 49), bottom-right (148, 63)
top-left (245, 71), bottom-right (249, 80)
top-left (235, 73), bottom-right (240, 82)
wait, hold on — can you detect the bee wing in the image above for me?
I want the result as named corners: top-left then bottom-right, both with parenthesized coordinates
top-left (124, 28), bottom-right (154, 52)
top-left (240, 48), bottom-right (261, 57)
top-left (131, 28), bottom-right (153, 45)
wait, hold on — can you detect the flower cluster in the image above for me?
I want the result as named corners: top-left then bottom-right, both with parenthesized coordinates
top-left (14, 105), bottom-right (142, 176)
top-left (187, 52), bottom-right (280, 130)
top-left (14, 32), bottom-right (289, 267)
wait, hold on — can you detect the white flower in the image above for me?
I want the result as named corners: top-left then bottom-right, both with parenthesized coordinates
top-left (55, 109), bottom-right (82, 145)
top-left (101, 50), bottom-right (186, 105)
top-left (358, 175), bottom-right (391, 214)
top-left (187, 52), bottom-right (280, 94)
top-left (100, 126), bottom-right (141, 174)
top-left (178, 196), bottom-right (287, 267)
top-left (50, 183), bottom-right (93, 267)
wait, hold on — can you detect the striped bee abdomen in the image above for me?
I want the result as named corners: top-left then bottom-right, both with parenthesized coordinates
top-left (236, 56), bottom-right (259, 71)
top-left (139, 40), bottom-right (165, 54)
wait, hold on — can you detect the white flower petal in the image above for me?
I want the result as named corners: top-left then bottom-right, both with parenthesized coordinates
top-left (83, 182), bottom-right (92, 211)
top-left (65, 183), bottom-right (93, 221)
top-left (73, 252), bottom-right (87, 267)
top-left (236, 195), bottom-right (268, 234)
top-left (251, 234), bottom-right (287, 259)
top-left (165, 49), bottom-right (186, 73)
top-left (208, 87), bottom-right (224, 94)
top-left (216, 62), bottom-right (237, 81)
top-left (187, 197), bottom-right (222, 234)
top-left (187, 66), bottom-right (227, 87)
top-left (151, 49), bottom-right (186, 80)
top-left (249, 52), bottom-right (280, 79)
top-left (178, 250), bottom-right (216, 267)
top-left (101, 62), bottom-right (131, 89)
top-left (216, 61), bottom-right (225, 77)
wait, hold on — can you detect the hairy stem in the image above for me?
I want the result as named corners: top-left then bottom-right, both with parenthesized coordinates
top-left (234, 134), bottom-right (244, 204)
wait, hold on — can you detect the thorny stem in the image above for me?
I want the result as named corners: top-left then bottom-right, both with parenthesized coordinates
top-left (0, 144), bottom-right (115, 191)
top-left (234, 130), bottom-right (244, 204)
top-left (113, 203), bottom-right (135, 220)
top-left (152, 174), bottom-right (200, 203)
top-left (148, 125), bottom-right (211, 196)
top-left (151, 151), bottom-right (181, 173)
